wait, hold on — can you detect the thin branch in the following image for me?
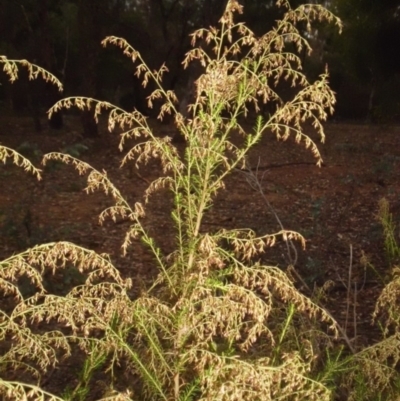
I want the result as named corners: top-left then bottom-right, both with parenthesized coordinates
top-left (238, 158), bottom-right (298, 264)
top-left (345, 244), bottom-right (353, 334)
top-left (353, 282), bottom-right (357, 346)
top-left (237, 158), bottom-right (313, 293)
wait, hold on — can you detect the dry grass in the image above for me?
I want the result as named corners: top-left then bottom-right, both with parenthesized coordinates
top-left (1, 1), bottom-right (400, 400)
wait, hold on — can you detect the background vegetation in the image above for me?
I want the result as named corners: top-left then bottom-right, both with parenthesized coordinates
top-left (1, 1), bottom-right (400, 400)
top-left (1, 0), bottom-right (400, 132)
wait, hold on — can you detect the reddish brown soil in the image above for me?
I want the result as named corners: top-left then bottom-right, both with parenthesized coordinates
top-left (0, 115), bottom-right (399, 395)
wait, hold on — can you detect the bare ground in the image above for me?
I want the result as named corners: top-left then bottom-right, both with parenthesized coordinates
top-left (0, 115), bottom-right (400, 395)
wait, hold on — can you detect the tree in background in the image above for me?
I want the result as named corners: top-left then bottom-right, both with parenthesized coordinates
top-left (2, 0), bottom-right (400, 124)
top-left (0, 0), bottom-right (66, 129)
top-left (328, 0), bottom-right (400, 120)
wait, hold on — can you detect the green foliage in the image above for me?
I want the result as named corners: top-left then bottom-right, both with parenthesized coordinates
top-left (372, 155), bottom-right (400, 186)
top-left (16, 141), bottom-right (43, 162)
top-left (342, 335), bottom-right (400, 401)
top-left (0, 202), bottom-right (32, 251)
top-left (378, 198), bottom-right (400, 266)
top-left (340, 199), bottom-right (400, 400)
top-left (331, 0), bottom-right (400, 81)
top-left (61, 143), bottom-right (89, 158)
top-left (328, 0), bottom-right (400, 119)
top-left (63, 341), bottom-right (107, 401)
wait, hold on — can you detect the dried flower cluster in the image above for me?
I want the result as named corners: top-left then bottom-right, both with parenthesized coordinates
top-left (2, 2), bottom-right (400, 401)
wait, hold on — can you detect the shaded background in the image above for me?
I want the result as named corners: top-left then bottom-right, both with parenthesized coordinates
top-left (1, 0), bottom-right (400, 136)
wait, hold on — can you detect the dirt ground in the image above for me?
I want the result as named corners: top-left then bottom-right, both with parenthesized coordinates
top-left (0, 114), bottom-right (400, 394)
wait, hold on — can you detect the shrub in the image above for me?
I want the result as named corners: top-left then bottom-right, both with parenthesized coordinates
top-left (11, 1), bottom-right (400, 400)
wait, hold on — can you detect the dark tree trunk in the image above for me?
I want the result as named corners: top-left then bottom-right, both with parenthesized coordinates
top-left (77, 0), bottom-right (105, 138)
top-left (38, 0), bottom-right (63, 130)
top-left (367, 77), bottom-right (377, 122)
top-left (79, 110), bottom-right (98, 137)
top-left (25, 0), bottom-right (64, 131)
